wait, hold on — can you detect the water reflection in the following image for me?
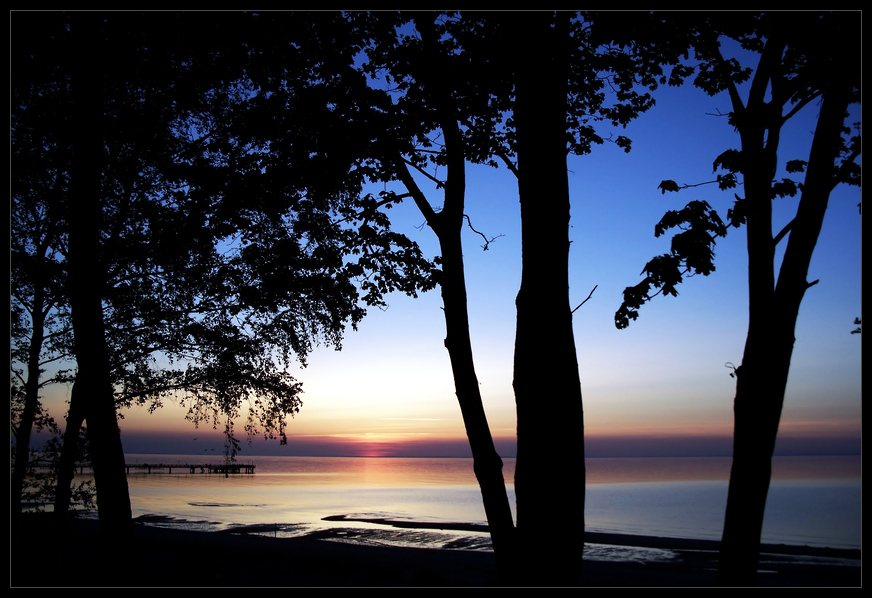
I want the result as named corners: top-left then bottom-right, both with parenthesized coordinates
top-left (122, 454), bottom-right (860, 488)
top-left (69, 454), bottom-right (860, 552)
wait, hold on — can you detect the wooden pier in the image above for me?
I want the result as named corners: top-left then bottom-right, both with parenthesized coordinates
top-left (124, 462), bottom-right (256, 475)
top-left (30, 461), bottom-right (256, 475)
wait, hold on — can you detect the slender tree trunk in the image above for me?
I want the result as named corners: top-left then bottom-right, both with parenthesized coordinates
top-left (392, 148), bottom-right (518, 583)
top-left (52, 391), bottom-right (86, 530)
top-left (65, 12), bottom-right (133, 539)
top-left (11, 288), bottom-right (46, 530)
top-left (386, 16), bottom-right (519, 584)
top-left (438, 224), bottom-right (519, 584)
top-left (716, 76), bottom-right (853, 586)
top-left (511, 12), bottom-right (586, 586)
top-left (716, 326), bottom-right (792, 586)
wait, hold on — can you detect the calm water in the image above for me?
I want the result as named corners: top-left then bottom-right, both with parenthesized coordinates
top-left (81, 454), bottom-right (860, 555)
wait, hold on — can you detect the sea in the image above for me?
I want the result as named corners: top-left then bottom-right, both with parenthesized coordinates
top-left (74, 454), bottom-right (860, 561)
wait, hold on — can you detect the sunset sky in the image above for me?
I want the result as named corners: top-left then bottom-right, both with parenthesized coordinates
top-left (37, 38), bottom-right (862, 460)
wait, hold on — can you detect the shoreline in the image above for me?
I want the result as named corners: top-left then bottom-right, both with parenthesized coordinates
top-left (11, 513), bottom-right (860, 587)
top-left (320, 513), bottom-right (860, 561)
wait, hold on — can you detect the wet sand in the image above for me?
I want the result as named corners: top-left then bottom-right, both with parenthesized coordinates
top-left (11, 513), bottom-right (860, 587)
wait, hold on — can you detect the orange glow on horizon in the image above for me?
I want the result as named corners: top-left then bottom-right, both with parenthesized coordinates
top-left (584, 421), bottom-right (734, 440)
top-left (776, 418), bottom-right (862, 438)
top-left (310, 432), bottom-right (472, 458)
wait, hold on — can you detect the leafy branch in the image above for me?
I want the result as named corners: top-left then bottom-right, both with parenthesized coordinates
top-left (615, 200), bottom-right (727, 329)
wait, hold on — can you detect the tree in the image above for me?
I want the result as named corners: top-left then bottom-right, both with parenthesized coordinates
top-left (614, 12), bottom-right (861, 586)
top-left (10, 43), bottom-right (75, 529)
top-left (12, 11), bottom-right (438, 535)
top-left (480, 12), bottom-right (692, 584)
top-left (349, 11), bottom-right (695, 584)
top-left (507, 12), bottom-right (586, 585)
top-left (62, 11), bottom-right (134, 538)
top-left (347, 12), bottom-right (520, 581)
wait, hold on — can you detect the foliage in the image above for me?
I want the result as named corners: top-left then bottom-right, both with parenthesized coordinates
top-left (615, 200), bottom-right (729, 329)
top-left (11, 11), bottom-right (440, 455)
top-left (351, 12), bottom-right (697, 185)
top-left (342, 13), bottom-right (720, 583)
top-left (615, 12), bottom-right (861, 330)
top-left (606, 11), bottom-right (861, 586)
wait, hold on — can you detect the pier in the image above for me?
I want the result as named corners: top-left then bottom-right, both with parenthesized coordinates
top-left (30, 461), bottom-right (256, 475)
top-left (124, 462), bottom-right (256, 474)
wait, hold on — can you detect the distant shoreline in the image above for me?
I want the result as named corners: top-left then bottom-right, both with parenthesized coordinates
top-left (12, 512), bottom-right (860, 587)
top-left (118, 451), bottom-right (862, 460)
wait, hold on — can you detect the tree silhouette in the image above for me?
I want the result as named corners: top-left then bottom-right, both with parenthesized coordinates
top-left (11, 11), bottom-right (438, 536)
top-left (503, 13), bottom-right (587, 585)
top-left (614, 12), bottom-right (861, 586)
top-left (492, 12), bottom-right (693, 583)
top-left (62, 11), bottom-right (134, 537)
top-left (343, 12), bottom-right (520, 581)
top-left (10, 41), bottom-right (75, 528)
top-left (348, 11), bottom-right (696, 584)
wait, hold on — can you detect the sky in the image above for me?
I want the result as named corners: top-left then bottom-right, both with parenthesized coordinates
top-left (37, 36), bottom-right (862, 460)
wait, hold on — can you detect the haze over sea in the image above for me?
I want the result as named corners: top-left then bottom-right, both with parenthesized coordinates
top-left (84, 453), bottom-right (860, 559)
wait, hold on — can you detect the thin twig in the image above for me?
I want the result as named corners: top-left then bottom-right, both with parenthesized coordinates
top-left (571, 284), bottom-right (598, 313)
top-left (463, 214), bottom-right (504, 251)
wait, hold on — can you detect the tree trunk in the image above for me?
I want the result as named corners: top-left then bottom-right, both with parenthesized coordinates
top-left (391, 147), bottom-right (518, 583)
top-left (512, 12), bottom-right (586, 586)
top-left (11, 287), bottom-right (46, 530)
top-left (392, 16), bottom-right (519, 584)
top-left (52, 392), bottom-right (86, 530)
top-left (64, 12), bottom-right (133, 540)
top-left (437, 224), bottom-right (519, 584)
top-left (716, 72), bottom-right (854, 586)
top-left (716, 327), bottom-right (793, 586)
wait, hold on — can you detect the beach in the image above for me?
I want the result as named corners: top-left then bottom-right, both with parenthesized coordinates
top-left (11, 512), bottom-right (860, 587)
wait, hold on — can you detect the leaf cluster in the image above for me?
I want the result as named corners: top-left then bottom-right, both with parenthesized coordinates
top-left (615, 201), bottom-right (727, 329)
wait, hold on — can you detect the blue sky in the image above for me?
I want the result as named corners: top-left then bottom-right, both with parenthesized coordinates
top-left (116, 75), bottom-right (861, 458)
top-left (38, 33), bottom-right (862, 459)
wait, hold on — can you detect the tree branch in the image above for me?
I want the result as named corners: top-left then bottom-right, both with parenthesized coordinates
top-left (781, 91), bottom-right (821, 123)
top-left (496, 150), bottom-right (519, 179)
top-left (391, 151), bottom-right (440, 228)
top-left (463, 214), bottom-right (504, 251)
top-left (773, 217), bottom-right (794, 246)
top-left (401, 156), bottom-right (446, 189)
top-left (571, 284), bottom-right (598, 313)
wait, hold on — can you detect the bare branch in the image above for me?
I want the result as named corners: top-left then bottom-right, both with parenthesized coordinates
top-left (496, 150), bottom-right (519, 179)
top-left (773, 217), bottom-right (794, 246)
top-left (463, 214), bottom-right (504, 251)
top-left (705, 109), bottom-right (733, 118)
top-left (392, 151), bottom-right (439, 227)
top-left (571, 284), bottom-right (598, 313)
top-left (402, 156), bottom-right (445, 189)
top-left (674, 179), bottom-right (721, 191)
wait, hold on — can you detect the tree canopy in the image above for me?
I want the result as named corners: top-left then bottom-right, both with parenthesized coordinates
top-left (615, 12), bottom-right (860, 330)
top-left (11, 12), bottom-right (442, 530)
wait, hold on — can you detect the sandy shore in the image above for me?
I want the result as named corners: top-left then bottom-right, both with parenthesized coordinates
top-left (11, 513), bottom-right (860, 587)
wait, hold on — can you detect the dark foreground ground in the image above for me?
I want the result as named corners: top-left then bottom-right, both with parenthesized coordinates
top-left (10, 513), bottom-right (860, 587)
